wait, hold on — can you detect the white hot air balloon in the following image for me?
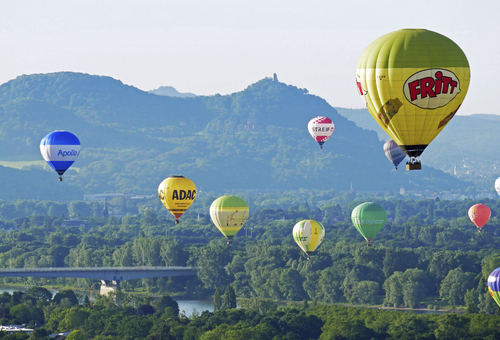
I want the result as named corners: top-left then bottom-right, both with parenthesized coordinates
top-left (495, 177), bottom-right (500, 196)
top-left (308, 116), bottom-right (335, 149)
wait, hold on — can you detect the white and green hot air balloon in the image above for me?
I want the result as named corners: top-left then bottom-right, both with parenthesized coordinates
top-left (292, 219), bottom-right (326, 260)
top-left (210, 195), bottom-right (249, 244)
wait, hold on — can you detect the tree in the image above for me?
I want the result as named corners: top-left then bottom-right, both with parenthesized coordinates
top-left (152, 295), bottom-right (179, 316)
top-left (434, 314), bottom-right (469, 340)
top-left (24, 286), bottom-right (53, 302)
top-left (137, 304), bottom-right (156, 315)
top-left (223, 285), bottom-right (237, 309)
top-left (213, 287), bottom-right (222, 312)
top-left (65, 330), bottom-right (85, 340)
top-left (53, 290), bottom-right (79, 306)
top-left (383, 271), bottom-right (404, 307)
top-left (10, 304), bottom-right (44, 324)
top-left (402, 269), bottom-right (427, 309)
top-left (387, 314), bottom-right (433, 340)
top-left (439, 268), bottom-right (476, 306)
top-left (69, 201), bottom-right (91, 217)
top-left (188, 240), bottom-right (232, 289)
top-left (278, 268), bottom-right (307, 301)
top-left (58, 308), bottom-right (90, 331)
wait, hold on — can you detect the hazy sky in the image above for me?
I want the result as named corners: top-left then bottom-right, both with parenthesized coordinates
top-left (1, 1), bottom-right (498, 115)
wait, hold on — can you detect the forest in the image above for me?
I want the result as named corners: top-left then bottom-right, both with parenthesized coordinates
top-left (0, 190), bottom-right (500, 338)
top-left (0, 72), bottom-right (472, 202)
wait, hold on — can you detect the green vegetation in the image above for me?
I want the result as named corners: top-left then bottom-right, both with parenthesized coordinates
top-left (0, 192), bottom-right (499, 310)
top-left (0, 72), bottom-right (470, 201)
top-left (0, 72), bottom-right (499, 337)
top-left (0, 190), bottom-right (497, 337)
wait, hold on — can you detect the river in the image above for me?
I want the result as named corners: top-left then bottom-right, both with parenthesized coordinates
top-left (0, 286), bottom-right (214, 315)
top-left (1, 287), bottom-right (448, 315)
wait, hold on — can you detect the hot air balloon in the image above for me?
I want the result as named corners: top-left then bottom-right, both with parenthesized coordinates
top-left (383, 140), bottom-right (406, 170)
top-left (356, 29), bottom-right (470, 170)
top-left (210, 195), bottom-right (249, 244)
top-left (308, 116), bottom-right (335, 149)
top-left (158, 176), bottom-right (196, 224)
top-left (292, 219), bottom-right (325, 260)
top-left (351, 202), bottom-right (387, 246)
top-left (488, 268), bottom-right (500, 307)
top-left (468, 203), bottom-right (491, 232)
top-left (40, 130), bottom-right (81, 181)
top-left (495, 177), bottom-right (500, 196)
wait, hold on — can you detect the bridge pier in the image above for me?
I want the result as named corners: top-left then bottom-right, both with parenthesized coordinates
top-left (100, 279), bottom-right (121, 295)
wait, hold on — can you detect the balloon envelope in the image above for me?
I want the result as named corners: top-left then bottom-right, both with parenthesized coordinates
top-left (308, 116), bottom-right (335, 149)
top-left (468, 203), bottom-right (491, 231)
top-left (210, 195), bottom-right (249, 243)
top-left (383, 140), bottom-right (406, 169)
top-left (495, 177), bottom-right (500, 196)
top-left (351, 202), bottom-right (387, 245)
top-left (40, 130), bottom-right (81, 181)
top-left (292, 219), bottom-right (325, 258)
top-left (488, 267), bottom-right (500, 307)
top-left (158, 176), bottom-right (196, 223)
top-left (356, 29), bottom-right (470, 163)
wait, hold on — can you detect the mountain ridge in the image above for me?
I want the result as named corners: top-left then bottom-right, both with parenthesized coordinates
top-left (0, 72), bottom-right (471, 199)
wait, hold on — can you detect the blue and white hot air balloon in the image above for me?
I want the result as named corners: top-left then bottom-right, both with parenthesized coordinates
top-left (40, 131), bottom-right (81, 181)
top-left (383, 140), bottom-right (406, 170)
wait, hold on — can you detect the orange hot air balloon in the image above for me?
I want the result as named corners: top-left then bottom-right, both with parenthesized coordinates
top-left (468, 204), bottom-right (491, 232)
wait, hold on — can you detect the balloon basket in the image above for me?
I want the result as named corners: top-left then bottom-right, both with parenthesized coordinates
top-left (58, 176), bottom-right (63, 181)
top-left (406, 161), bottom-right (421, 170)
top-left (175, 220), bottom-right (179, 224)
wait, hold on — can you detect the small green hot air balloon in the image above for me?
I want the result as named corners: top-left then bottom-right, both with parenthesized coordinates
top-left (210, 195), bottom-right (249, 244)
top-left (351, 202), bottom-right (387, 246)
top-left (292, 219), bottom-right (326, 260)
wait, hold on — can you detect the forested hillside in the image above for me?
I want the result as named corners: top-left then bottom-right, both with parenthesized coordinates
top-left (0, 72), bottom-right (469, 200)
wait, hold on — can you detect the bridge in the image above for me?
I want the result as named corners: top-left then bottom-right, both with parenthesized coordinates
top-left (0, 267), bottom-right (197, 294)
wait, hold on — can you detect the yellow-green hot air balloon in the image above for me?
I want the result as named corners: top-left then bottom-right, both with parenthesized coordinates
top-left (292, 220), bottom-right (325, 260)
top-left (210, 195), bottom-right (249, 244)
top-left (351, 202), bottom-right (387, 246)
top-left (356, 29), bottom-right (470, 170)
top-left (158, 176), bottom-right (196, 224)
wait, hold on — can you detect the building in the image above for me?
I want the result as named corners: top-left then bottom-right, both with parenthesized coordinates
top-left (0, 325), bottom-right (33, 335)
top-left (61, 218), bottom-right (89, 228)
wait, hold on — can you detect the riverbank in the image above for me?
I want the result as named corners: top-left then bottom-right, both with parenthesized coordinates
top-left (335, 303), bottom-right (460, 314)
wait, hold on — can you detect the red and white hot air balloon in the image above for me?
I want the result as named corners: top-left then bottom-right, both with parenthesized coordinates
top-left (308, 116), bottom-right (335, 149)
top-left (468, 203), bottom-right (491, 232)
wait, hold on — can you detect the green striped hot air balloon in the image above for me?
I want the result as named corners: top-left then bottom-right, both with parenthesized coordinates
top-left (210, 195), bottom-right (249, 244)
top-left (351, 202), bottom-right (387, 246)
top-left (292, 219), bottom-right (325, 260)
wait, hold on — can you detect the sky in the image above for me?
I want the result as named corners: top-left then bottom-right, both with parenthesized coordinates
top-left (1, 0), bottom-right (498, 115)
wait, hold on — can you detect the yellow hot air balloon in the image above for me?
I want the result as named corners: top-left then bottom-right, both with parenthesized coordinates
top-left (292, 220), bottom-right (325, 260)
top-left (158, 176), bottom-right (196, 224)
top-left (356, 29), bottom-right (470, 170)
top-left (209, 196), bottom-right (249, 244)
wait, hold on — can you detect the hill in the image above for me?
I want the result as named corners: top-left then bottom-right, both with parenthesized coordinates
top-left (0, 72), bottom-right (470, 199)
top-left (149, 86), bottom-right (196, 98)
top-left (335, 108), bottom-right (500, 190)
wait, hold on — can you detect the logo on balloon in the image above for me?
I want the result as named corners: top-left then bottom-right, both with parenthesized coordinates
top-left (354, 218), bottom-right (385, 226)
top-left (57, 149), bottom-right (79, 157)
top-left (172, 190), bottom-right (196, 200)
top-left (404, 69), bottom-right (461, 109)
top-left (468, 213), bottom-right (478, 220)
